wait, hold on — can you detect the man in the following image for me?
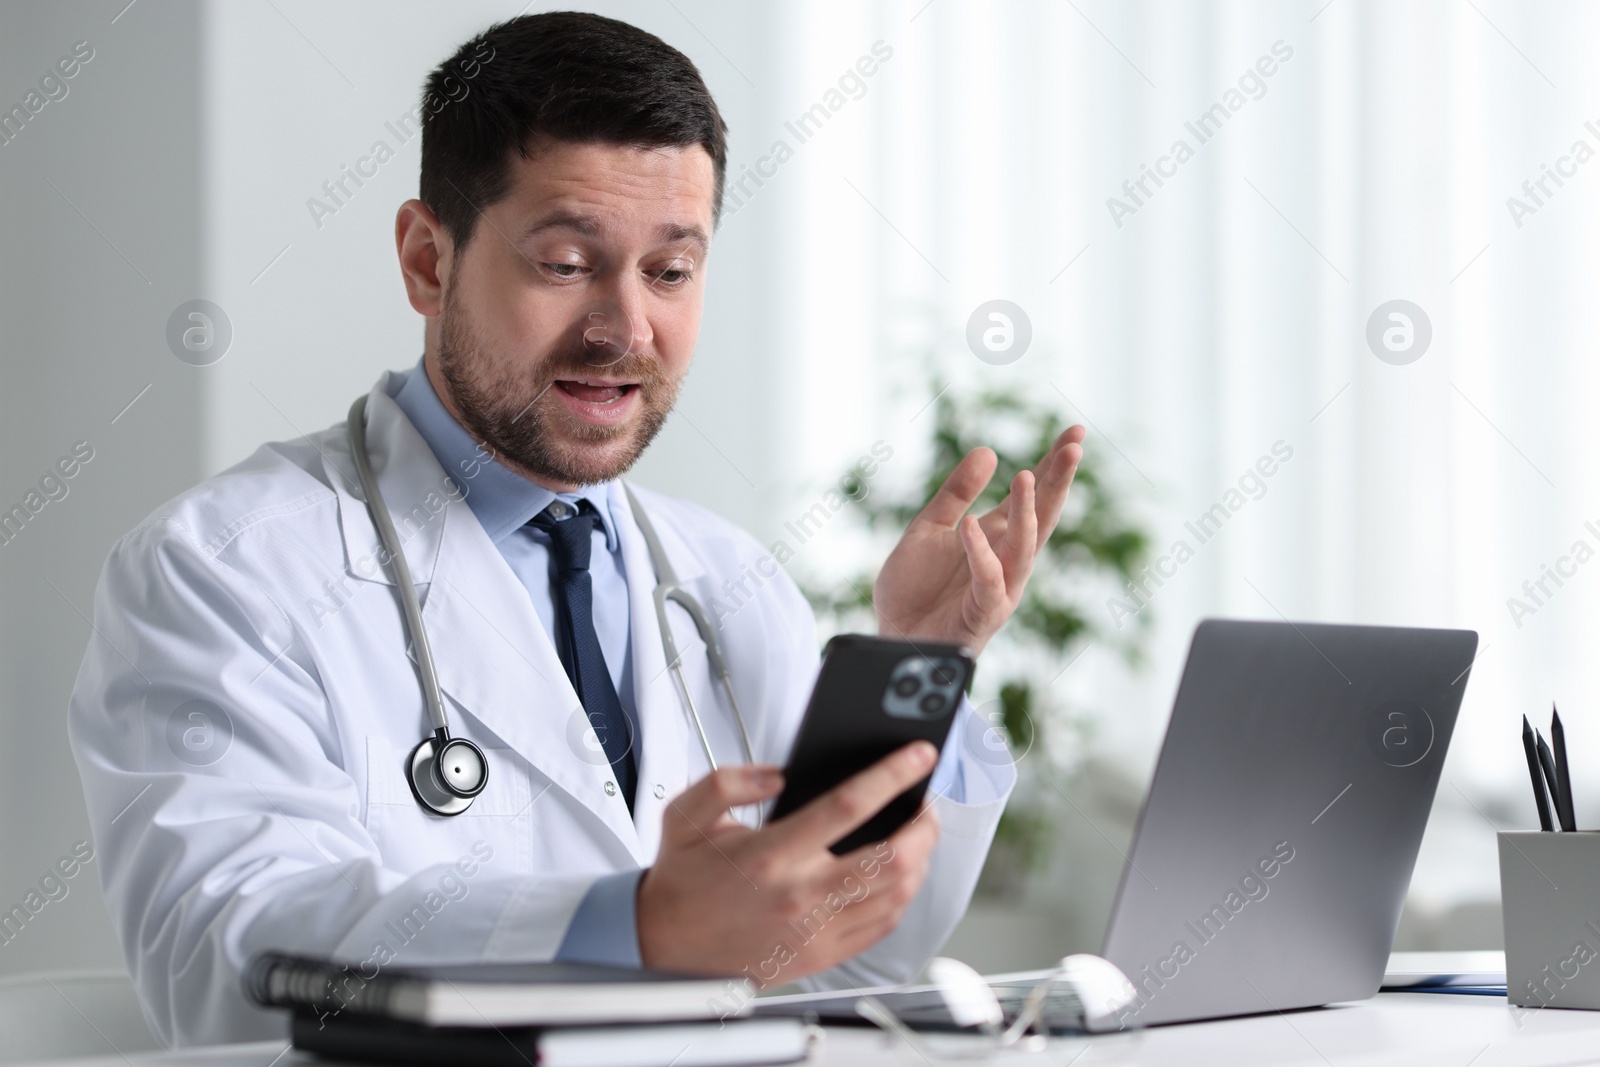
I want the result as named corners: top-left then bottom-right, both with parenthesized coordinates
top-left (69, 11), bottom-right (1085, 1047)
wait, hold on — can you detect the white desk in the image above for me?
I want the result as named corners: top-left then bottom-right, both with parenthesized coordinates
top-left (16, 994), bottom-right (1600, 1067)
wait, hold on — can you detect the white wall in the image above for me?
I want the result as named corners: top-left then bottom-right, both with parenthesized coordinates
top-left (0, 0), bottom-right (206, 976)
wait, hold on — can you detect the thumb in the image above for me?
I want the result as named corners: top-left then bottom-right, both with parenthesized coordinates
top-left (664, 765), bottom-right (784, 845)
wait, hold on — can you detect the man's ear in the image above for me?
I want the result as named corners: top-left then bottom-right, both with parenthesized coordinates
top-left (396, 199), bottom-right (453, 317)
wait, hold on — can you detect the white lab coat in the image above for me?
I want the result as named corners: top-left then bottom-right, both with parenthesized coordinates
top-left (68, 374), bottom-right (1014, 1047)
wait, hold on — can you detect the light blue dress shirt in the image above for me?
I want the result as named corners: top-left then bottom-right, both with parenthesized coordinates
top-left (388, 360), bottom-right (986, 968)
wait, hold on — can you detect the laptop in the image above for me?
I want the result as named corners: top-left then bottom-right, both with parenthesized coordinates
top-left (756, 618), bottom-right (1479, 1032)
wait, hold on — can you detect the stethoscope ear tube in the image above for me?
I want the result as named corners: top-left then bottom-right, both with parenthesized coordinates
top-left (626, 482), bottom-right (760, 826)
top-left (662, 586), bottom-right (757, 767)
top-left (348, 396), bottom-right (451, 737)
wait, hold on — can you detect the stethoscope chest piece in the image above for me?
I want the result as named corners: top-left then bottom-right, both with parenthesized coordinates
top-left (407, 732), bottom-right (488, 817)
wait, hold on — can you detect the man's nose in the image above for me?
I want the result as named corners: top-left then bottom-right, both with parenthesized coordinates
top-left (581, 276), bottom-right (653, 367)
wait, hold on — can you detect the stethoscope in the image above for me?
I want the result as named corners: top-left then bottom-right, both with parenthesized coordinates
top-left (347, 394), bottom-right (758, 818)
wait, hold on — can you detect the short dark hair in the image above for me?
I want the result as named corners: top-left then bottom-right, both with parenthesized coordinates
top-left (419, 11), bottom-right (728, 250)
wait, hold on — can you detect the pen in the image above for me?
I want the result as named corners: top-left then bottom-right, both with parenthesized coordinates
top-left (1524, 715), bottom-right (1554, 831)
top-left (1552, 703), bottom-right (1578, 832)
top-left (1536, 729), bottom-right (1563, 832)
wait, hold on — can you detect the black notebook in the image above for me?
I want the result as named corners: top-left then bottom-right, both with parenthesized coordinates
top-left (290, 1010), bottom-right (811, 1067)
top-left (247, 951), bottom-right (745, 1027)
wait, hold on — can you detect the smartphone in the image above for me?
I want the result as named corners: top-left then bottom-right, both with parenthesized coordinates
top-left (769, 634), bottom-right (976, 855)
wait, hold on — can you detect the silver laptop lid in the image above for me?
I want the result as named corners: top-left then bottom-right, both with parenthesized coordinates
top-left (1101, 618), bottom-right (1478, 1027)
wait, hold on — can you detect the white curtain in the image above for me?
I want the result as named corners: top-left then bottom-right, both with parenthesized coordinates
top-left (732, 0), bottom-right (1600, 924)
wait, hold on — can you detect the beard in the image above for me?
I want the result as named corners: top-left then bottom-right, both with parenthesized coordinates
top-left (434, 292), bottom-right (681, 488)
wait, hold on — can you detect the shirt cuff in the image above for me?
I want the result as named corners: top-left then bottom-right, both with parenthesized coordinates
top-left (927, 693), bottom-right (1011, 805)
top-left (553, 869), bottom-right (644, 968)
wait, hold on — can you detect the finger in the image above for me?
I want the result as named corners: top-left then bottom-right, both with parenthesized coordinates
top-left (798, 807), bottom-right (940, 958)
top-left (959, 515), bottom-right (1008, 617)
top-left (914, 448), bottom-right (997, 529)
top-left (834, 911), bottom-right (904, 957)
top-left (824, 816), bottom-right (939, 931)
top-left (1001, 469), bottom-right (1038, 591)
top-left (1033, 426), bottom-right (1085, 549)
top-left (884, 797), bottom-right (941, 866)
top-left (768, 742), bottom-right (939, 855)
top-left (832, 801), bottom-right (940, 884)
top-left (664, 765), bottom-right (784, 845)
top-left (803, 896), bottom-right (919, 974)
top-left (785, 901), bottom-right (904, 979)
top-left (818, 886), bottom-right (910, 949)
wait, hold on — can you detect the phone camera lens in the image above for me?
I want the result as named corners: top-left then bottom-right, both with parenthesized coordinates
top-left (931, 664), bottom-right (958, 687)
top-left (893, 676), bottom-right (922, 698)
top-left (919, 693), bottom-right (947, 717)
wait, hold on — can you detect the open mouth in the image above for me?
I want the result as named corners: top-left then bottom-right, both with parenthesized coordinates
top-left (553, 379), bottom-right (638, 405)
top-left (549, 377), bottom-right (644, 427)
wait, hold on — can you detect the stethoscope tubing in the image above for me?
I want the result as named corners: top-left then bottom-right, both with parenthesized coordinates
top-left (348, 396), bottom-right (452, 738)
top-left (350, 393), bottom-right (759, 821)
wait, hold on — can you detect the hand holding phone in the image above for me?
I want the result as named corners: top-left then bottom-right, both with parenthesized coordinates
top-left (769, 635), bottom-right (975, 854)
top-left (637, 741), bottom-right (942, 981)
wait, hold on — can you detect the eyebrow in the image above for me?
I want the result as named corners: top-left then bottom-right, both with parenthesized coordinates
top-left (657, 222), bottom-right (710, 255)
top-left (520, 212), bottom-right (709, 255)
top-left (521, 211), bottom-right (601, 241)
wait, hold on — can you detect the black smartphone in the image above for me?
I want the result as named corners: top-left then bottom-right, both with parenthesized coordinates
top-left (769, 634), bottom-right (975, 855)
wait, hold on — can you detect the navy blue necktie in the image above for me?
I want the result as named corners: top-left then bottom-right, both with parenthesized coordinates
top-left (529, 500), bottom-right (637, 811)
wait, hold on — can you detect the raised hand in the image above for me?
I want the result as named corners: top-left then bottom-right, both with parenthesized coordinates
top-left (873, 425), bottom-right (1085, 656)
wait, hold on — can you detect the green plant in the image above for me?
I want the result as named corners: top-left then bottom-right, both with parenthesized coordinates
top-left (797, 383), bottom-right (1152, 893)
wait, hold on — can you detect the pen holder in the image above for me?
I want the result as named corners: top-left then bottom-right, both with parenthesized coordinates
top-left (1500, 831), bottom-right (1600, 1008)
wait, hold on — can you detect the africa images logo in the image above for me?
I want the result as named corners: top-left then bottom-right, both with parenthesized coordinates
top-left (1366, 701), bottom-right (1434, 769)
top-left (166, 700), bottom-right (234, 767)
top-left (1365, 300), bottom-right (1431, 366)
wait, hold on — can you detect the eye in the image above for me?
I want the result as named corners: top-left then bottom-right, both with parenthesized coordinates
top-left (648, 267), bottom-right (694, 288)
top-left (647, 254), bottom-right (697, 289)
top-left (542, 262), bottom-right (588, 281)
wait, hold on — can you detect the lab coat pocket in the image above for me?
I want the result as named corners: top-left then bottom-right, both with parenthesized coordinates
top-left (362, 734), bottom-right (534, 877)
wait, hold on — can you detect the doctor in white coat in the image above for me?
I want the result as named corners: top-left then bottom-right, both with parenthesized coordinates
top-left (68, 11), bottom-right (1087, 1048)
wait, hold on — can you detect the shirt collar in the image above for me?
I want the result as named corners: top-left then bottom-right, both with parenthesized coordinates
top-left (387, 359), bottom-right (620, 551)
